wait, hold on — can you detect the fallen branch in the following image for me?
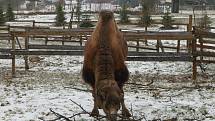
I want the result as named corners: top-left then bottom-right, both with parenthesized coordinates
top-left (63, 86), bottom-right (92, 92)
top-left (49, 109), bottom-right (71, 121)
top-left (125, 79), bottom-right (154, 87)
top-left (69, 99), bottom-right (107, 120)
top-left (40, 99), bottom-right (146, 121)
top-left (38, 109), bottom-right (72, 121)
top-left (143, 84), bottom-right (215, 91)
top-left (69, 99), bottom-right (146, 121)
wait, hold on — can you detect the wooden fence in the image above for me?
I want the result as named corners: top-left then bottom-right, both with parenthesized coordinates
top-left (1, 20), bottom-right (215, 81)
top-left (1, 28), bottom-right (197, 80)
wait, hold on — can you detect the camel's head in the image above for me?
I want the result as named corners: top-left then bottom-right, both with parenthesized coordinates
top-left (96, 80), bottom-right (122, 120)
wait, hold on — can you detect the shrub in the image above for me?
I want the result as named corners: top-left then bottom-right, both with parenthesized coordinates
top-left (5, 3), bottom-right (15, 21)
top-left (161, 9), bottom-right (175, 29)
top-left (138, 0), bottom-right (152, 28)
top-left (198, 15), bottom-right (212, 29)
top-left (55, 3), bottom-right (65, 26)
top-left (139, 13), bottom-right (152, 28)
top-left (0, 7), bottom-right (5, 25)
top-left (79, 14), bottom-right (94, 28)
top-left (119, 3), bottom-right (129, 24)
top-left (79, 21), bottom-right (94, 28)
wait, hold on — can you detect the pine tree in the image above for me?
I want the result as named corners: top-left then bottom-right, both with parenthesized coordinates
top-left (161, 8), bottom-right (174, 29)
top-left (140, 13), bottom-right (152, 28)
top-left (69, 7), bottom-right (75, 29)
top-left (172, 0), bottom-right (179, 13)
top-left (119, 3), bottom-right (129, 24)
top-left (55, 3), bottom-right (66, 26)
top-left (139, 0), bottom-right (152, 28)
top-left (5, 3), bottom-right (15, 21)
top-left (118, 0), bottom-right (140, 7)
top-left (199, 15), bottom-right (212, 29)
top-left (76, 0), bottom-right (82, 23)
top-left (79, 14), bottom-right (94, 28)
top-left (0, 7), bottom-right (5, 25)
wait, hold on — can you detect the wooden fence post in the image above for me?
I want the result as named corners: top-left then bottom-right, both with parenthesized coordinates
top-left (192, 37), bottom-right (197, 81)
top-left (136, 39), bottom-right (140, 52)
top-left (24, 30), bottom-right (29, 70)
top-left (7, 25), bottom-right (11, 43)
top-left (188, 15), bottom-right (193, 32)
top-left (177, 40), bottom-right (181, 53)
top-left (11, 33), bottom-right (16, 77)
top-left (136, 30), bottom-right (140, 52)
top-left (187, 15), bottom-right (193, 53)
top-left (80, 35), bottom-right (83, 46)
top-left (145, 26), bottom-right (148, 45)
top-left (32, 21), bottom-right (36, 40)
top-left (33, 20), bottom-right (35, 29)
top-left (156, 40), bottom-right (160, 52)
top-left (199, 36), bottom-right (203, 62)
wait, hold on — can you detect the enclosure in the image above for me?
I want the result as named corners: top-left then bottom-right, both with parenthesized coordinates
top-left (1, 1), bottom-right (215, 121)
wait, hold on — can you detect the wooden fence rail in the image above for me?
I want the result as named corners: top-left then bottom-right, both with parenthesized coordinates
top-left (194, 27), bottom-right (215, 64)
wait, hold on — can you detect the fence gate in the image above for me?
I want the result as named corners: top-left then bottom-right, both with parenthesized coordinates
top-left (194, 28), bottom-right (215, 66)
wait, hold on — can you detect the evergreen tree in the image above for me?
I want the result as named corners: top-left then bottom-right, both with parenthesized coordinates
top-left (79, 14), bottom-right (94, 28)
top-left (117, 0), bottom-right (139, 7)
top-left (139, 0), bottom-right (152, 28)
top-left (55, 3), bottom-right (66, 26)
top-left (69, 7), bottom-right (75, 29)
top-left (161, 8), bottom-right (175, 29)
top-left (139, 13), bottom-right (152, 28)
top-left (119, 3), bottom-right (129, 24)
top-left (76, 0), bottom-right (82, 23)
top-left (199, 14), bottom-right (212, 29)
top-left (0, 7), bottom-right (5, 25)
top-left (172, 0), bottom-right (179, 13)
top-left (5, 3), bottom-right (15, 21)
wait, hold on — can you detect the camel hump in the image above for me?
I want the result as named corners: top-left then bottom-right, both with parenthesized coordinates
top-left (99, 10), bottom-right (114, 24)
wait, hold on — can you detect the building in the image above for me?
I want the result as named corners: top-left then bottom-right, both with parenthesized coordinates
top-left (84, 0), bottom-right (115, 11)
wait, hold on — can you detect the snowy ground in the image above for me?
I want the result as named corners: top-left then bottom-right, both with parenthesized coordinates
top-left (0, 54), bottom-right (215, 121)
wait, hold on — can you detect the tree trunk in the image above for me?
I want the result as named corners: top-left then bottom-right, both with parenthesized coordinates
top-left (172, 0), bottom-right (179, 13)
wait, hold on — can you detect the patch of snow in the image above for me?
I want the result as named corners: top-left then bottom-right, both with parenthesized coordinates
top-left (1, 54), bottom-right (215, 120)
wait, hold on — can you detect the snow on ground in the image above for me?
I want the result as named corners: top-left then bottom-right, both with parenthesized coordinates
top-left (0, 54), bottom-right (215, 121)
